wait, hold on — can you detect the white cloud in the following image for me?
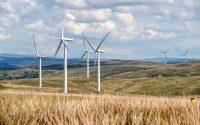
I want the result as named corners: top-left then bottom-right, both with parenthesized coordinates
top-left (115, 13), bottom-right (134, 25)
top-left (115, 5), bottom-right (149, 13)
top-left (145, 30), bottom-right (177, 40)
top-left (86, 0), bottom-right (175, 8)
top-left (165, 0), bottom-right (174, 4)
top-left (0, 0), bottom-right (199, 58)
top-left (64, 11), bottom-right (143, 41)
top-left (0, 33), bottom-right (12, 41)
top-left (65, 13), bottom-right (76, 22)
top-left (183, 0), bottom-right (194, 7)
top-left (66, 9), bottom-right (112, 22)
top-left (55, 0), bottom-right (87, 9)
top-left (25, 20), bottom-right (46, 30)
top-left (0, 13), bottom-right (20, 27)
top-left (179, 11), bottom-right (195, 19)
top-left (0, 0), bottom-right (38, 14)
top-left (103, 47), bottom-right (133, 59)
top-left (0, 1), bottom-right (14, 12)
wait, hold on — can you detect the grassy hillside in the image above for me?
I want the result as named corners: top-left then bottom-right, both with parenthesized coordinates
top-left (3, 61), bottom-right (200, 80)
top-left (0, 63), bottom-right (151, 80)
top-left (109, 61), bottom-right (200, 79)
top-left (2, 76), bottom-right (200, 96)
top-left (1, 61), bottom-right (200, 96)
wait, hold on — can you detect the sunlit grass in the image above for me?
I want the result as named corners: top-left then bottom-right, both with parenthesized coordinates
top-left (0, 91), bottom-right (199, 125)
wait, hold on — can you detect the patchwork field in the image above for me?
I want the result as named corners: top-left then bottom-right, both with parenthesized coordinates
top-left (1, 61), bottom-right (200, 96)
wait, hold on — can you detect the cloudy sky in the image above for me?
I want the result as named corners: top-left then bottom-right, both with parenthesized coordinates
top-left (0, 0), bottom-right (200, 59)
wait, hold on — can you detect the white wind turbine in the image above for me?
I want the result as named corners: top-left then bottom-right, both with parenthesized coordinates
top-left (81, 35), bottom-right (92, 78)
top-left (54, 0), bottom-right (73, 93)
top-left (180, 49), bottom-right (189, 63)
top-left (32, 35), bottom-right (43, 88)
top-left (160, 48), bottom-right (169, 64)
top-left (83, 32), bottom-right (110, 92)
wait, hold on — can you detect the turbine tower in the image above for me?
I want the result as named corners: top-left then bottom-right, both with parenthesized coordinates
top-left (32, 35), bottom-right (43, 88)
top-left (83, 32), bottom-right (110, 92)
top-left (160, 48), bottom-right (169, 64)
top-left (81, 35), bottom-right (92, 78)
top-left (54, 0), bottom-right (73, 93)
top-left (180, 49), bottom-right (189, 63)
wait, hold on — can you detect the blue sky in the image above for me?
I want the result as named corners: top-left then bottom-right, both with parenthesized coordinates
top-left (0, 0), bottom-right (200, 59)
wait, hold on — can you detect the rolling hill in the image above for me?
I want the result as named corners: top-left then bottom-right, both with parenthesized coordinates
top-left (1, 53), bottom-right (200, 96)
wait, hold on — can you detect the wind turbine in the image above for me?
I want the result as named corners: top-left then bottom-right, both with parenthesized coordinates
top-left (83, 32), bottom-right (110, 92)
top-left (54, 0), bottom-right (73, 93)
top-left (32, 35), bottom-right (43, 88)
top-left (160, 48), bottom-right (169, 64)
top-left (81, 35), bottom-right (92, 78)
top-left (180, 49), bottom-right (189, 63)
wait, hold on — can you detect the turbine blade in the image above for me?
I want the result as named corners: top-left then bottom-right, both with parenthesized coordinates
top-left (82, 33), bottom-right (96, 51)
top-left (96, 32), bottom-right (110, 51)
top-left (83, 37), bottom-right (87, 51)
top-left (166, 48), bottom-right (169, 52)
top-left (185, 48), bottom-right (189, 55)
top-left (61, 0), bottom-right (64, 37)
top-left (63, 41), bottom-right (69, 52)
top-left (32, 34), bottom-right (39, 57)
top-left (54, 40), bottom-right (62, 58)
top-left (81, 51), bottom-right (87, 59)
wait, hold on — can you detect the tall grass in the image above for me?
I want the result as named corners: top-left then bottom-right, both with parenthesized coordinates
top-left (0, 83), bottom-right (4, 89)
top-left (0, 91), bottom-right (199, 125)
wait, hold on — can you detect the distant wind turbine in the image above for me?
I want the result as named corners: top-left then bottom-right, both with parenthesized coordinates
top-left (81, 34), bottom-right (92, 78)
top-left (32, 35), bottom-right (44, 88)
top-left (54, 0), bottom-right (73, 93)
top-left (180, 49), bottom-right (189, 63)
top-left (160, 48), bottom-right (169, 64)
top-left (83, 32), bottom-right (110, 92)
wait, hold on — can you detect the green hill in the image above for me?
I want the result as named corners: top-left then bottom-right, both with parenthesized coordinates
top-left (1, 60), bottom-right (200, 96)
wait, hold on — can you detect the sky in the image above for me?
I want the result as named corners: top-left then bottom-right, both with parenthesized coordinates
top-left (0, 0), bottom-right (200, 59)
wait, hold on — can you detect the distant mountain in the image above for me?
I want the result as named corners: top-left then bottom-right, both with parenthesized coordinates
top-left (0, 63), bottom-right (18, 70)
top-left (142, 57), bottom-right (198, 63)
top-left (0, 53), bottom-right (84, 70)
top-left (1, 53), bottom-right (199, 70)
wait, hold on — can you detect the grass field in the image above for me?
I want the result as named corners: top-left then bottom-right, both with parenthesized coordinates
top-left (0, 90), bottom-right (199, 125)
top-left (1, 61), bottom-right (200, 124)
top-left (1, 75), bottom-right (200, 96)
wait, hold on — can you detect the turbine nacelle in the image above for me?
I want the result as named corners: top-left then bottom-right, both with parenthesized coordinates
top-left (86, 50), bottom-right (93, 53)
top-left (37, 55), bottom-right (45, 58)
top-left (96, 50), bottom-right (104, 53)
top-left (61, 37), bottom-right (73, 42)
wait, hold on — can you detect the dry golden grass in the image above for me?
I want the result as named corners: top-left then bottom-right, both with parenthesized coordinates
top-left (0, 90), bottom-right (200, 125)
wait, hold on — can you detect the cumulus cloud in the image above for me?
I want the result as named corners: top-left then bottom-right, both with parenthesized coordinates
top-left (0, 0), bottom-right (199, 58)
top-left (64, 11), bottom-right (143, 41)
top-left (0, 13), bottom-right (20, 27)
top-left (86, 0), bottom-right (176, 8)
top-left (55, 0), bottom-right (87, 9)
top-left (25, 20), bottom-right (46, 30)
top-left (66, 9), bottom-right (112, 22)
top-left (0, 33), bottom-right (12, 41)
top-left (183, 0), bottom-right (195, 7)
top-left (145, 30), bottom-right (177, 40)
